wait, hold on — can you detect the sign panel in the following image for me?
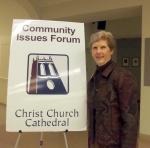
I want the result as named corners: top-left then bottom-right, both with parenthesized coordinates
top-left (6, 19), bottom-right (87, 132)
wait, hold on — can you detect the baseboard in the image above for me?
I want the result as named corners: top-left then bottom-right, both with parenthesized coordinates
top-left (140, 133), bottom-right (150, 142)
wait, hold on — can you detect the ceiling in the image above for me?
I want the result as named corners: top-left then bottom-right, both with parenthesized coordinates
top-left (18, 0), bottom-right (142, 22)
top-left (29, 0), bottom-right (72, 8)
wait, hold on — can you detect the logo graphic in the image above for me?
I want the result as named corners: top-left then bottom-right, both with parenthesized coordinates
top-left (26, 54), bottom-right (69, 94)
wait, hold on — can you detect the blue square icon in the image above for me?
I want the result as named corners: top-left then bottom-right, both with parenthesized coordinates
top-left (26, 54), bottom-right (69, 95)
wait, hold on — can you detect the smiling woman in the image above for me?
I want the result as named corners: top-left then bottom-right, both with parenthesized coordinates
top-left (88, 30), bottom-right (140, 148)
top-left (90, 31), bottom-right (115, 66)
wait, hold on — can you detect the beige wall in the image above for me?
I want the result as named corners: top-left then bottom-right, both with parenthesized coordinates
top-left (39, 0), bottom-right (142, 20)
top-left (0, 0), bottom-right (38, 43)
top-left (140, 0), bottom-right (150, 134)
top-left (106, 17), bottom-right (142, 38)
top-left (0, 0), bottom-right (38, 104)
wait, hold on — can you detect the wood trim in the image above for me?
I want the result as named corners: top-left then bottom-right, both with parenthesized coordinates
top-left (140, 134), bottom-right (150, 142)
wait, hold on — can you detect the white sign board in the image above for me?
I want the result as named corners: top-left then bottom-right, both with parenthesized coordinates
top-left (6, 19), bottom-right (87, 132)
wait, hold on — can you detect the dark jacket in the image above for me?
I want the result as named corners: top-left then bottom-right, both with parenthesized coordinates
top-left (88, 61), bottom-right (140, 148)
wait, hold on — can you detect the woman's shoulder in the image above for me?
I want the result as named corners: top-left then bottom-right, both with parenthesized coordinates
top-left (111, 62), bottom-right (136, 84)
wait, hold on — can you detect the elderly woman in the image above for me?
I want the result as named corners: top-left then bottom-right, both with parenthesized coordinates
top-left (88, 31), bottom-right (140, 148)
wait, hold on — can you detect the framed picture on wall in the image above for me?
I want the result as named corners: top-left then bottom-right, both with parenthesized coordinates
top-left (122, 57), bottom-right (129, 66)
top-left (132, 57), bottom-right (139, 67)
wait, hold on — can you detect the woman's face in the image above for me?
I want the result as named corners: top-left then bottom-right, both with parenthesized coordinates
top-left (91, 39), bottom-right (113, 66)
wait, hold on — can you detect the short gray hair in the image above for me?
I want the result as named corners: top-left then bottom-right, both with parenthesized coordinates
top-left (90, 30), bottom-right (116, 51)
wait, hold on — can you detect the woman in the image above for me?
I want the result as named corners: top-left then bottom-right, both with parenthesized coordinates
top-left (88, 31), bottom-right (140, 148)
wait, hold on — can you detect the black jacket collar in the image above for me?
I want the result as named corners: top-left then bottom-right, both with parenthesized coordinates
top-left (90, 60), bottom-right (116, 80)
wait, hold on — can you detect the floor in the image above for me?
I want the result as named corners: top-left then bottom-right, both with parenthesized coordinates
top-left (138, 134), bottom-right (150, 148)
